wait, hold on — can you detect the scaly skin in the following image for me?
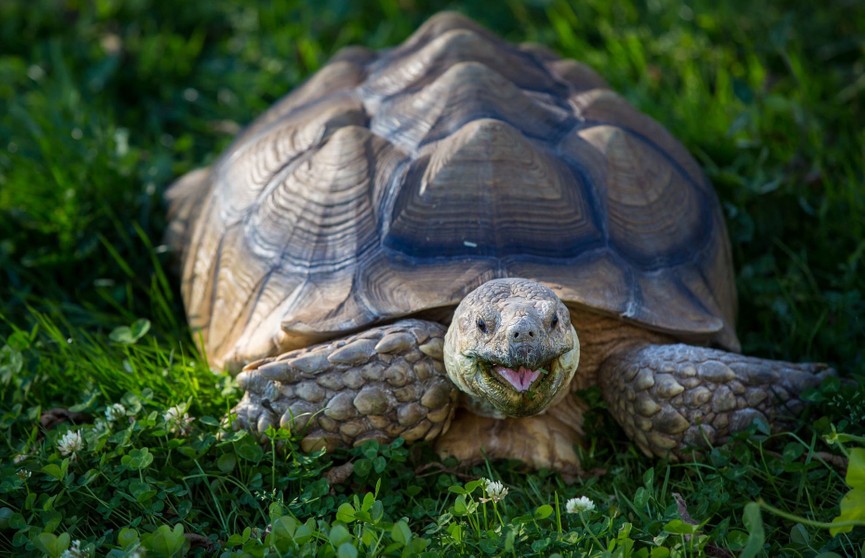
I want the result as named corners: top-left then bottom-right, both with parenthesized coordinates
top-left (599, 343), bottom-right (832, 457)
top-left (232, 319), bottom-right (458, 452)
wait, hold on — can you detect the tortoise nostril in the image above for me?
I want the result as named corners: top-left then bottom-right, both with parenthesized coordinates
top-left (512, 328), bottom-right (536, 340)
top-left (509, 316), bottom-right (541, 344)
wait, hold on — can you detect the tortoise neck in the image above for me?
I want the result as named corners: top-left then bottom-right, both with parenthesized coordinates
top-left (565, 305), bottom-right (672, 391)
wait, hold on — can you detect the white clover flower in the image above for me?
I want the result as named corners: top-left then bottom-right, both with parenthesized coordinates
top-left (58, 430), bottom-right (84, 458)
top-left (13, 452), bottom-right (29, 464)
top-left (93, 418), bottom-right (110, 434)
top-left (566, 496), bottom-right (596, 514)
top-left (105, 403), bottom-right (127, 423)
top-left (163, 404), bottom-right (194, 435)
top-left (481, 478), bottom-right (509, 503)
top-left (60, 540), bottom-right (86, 558)
top-left (17, 468), bottom-right (31, 481)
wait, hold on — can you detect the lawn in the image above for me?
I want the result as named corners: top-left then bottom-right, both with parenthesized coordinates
top-left (1, 0), bottom-right (864, 556)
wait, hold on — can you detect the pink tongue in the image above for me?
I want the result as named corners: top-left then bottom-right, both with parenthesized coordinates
top-left (494, 365), bottom-right (541, 392)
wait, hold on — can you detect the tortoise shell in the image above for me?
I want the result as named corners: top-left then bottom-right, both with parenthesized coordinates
top-left (168, 12), bottom-right (739, 370)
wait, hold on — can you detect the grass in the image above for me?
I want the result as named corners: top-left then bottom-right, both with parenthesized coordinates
top-left (1, 0), bottom-right (864, 555)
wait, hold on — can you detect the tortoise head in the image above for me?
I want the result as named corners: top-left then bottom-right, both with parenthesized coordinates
top-left (443, 278), bottom-right (580, 417)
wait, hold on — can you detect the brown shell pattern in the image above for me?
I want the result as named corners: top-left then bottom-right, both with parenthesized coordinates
top-left (168, 12), bottom-right (739, 370)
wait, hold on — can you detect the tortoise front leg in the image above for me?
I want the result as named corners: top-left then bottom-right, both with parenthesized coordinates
top-left (598, 344), bottom-right (832, 457)
top-left (232, 319), bottom-right (458, 452)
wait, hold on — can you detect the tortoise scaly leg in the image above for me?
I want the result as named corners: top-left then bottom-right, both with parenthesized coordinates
top-left (232, 319), bottom-right (458, 452)
top-left (599, 344), bottom-right (832, 457)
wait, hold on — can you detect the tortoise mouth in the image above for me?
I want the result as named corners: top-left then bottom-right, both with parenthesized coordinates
top-left (472, 356), bottom-right (560, 417)
top-left (486, 361), bottom-right (553, 392)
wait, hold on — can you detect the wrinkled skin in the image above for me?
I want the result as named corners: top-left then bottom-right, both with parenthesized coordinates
top-left (443, 278), bottom-right (580, 418)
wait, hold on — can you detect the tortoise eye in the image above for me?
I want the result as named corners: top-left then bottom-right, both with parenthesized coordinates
top-left (551, 314), bottom-right (559, 328)
top-left (476, 318), bottom-right (487, 333)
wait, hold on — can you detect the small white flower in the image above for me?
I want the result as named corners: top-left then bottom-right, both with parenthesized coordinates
top-left (163, 404), bottom-right (190, 424)
top-left (13, 452), bottom-right (29, 464)
top-left (93, 418), bottom-right (110, 433)
top-left (105, 403), bottom-right (127, 423)
top-left (481, 478), bottom-right (509, 503)
top-left (17, 468), bottom-right (31, 481)
top-left (60, 539), bottom-right (85, 558)
top-left (58, 430), bottom-right (84, 458)
top-left (566, 496), bottom-right (596, 514)
top-left (163, 404), bottom-right (194, 435)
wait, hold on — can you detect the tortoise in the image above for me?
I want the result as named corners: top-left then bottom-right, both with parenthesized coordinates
top-left (166, 12), bottom-right (829, 473)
